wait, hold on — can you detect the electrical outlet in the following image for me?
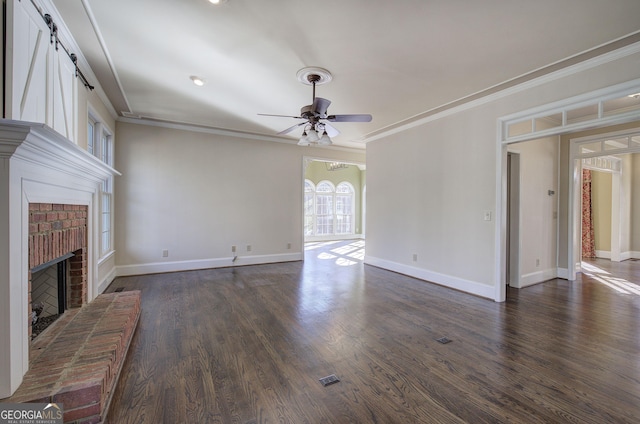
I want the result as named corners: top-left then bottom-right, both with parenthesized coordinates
top-left (413, 253), bottom-right (418, 262)
top-left (246, 245), bottom-right (252, 252)
top-left (536, 259), bottom-right (540, 267)
top-left (484, 211), bottom-right (492, 221)
top-left (287, 243), bottom-right (291, 250)
top-left (231, 245), bottom-right (236, 253)
top-left (162, 249), bottom-right (169, 257)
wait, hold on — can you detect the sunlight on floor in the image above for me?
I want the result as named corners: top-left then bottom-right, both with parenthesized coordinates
top-left (306, 240), bottom-right (365, 267)
top-left (581, 262), bottom-right (640, 295)
top-left (304, 241), bottom-right (340, 251)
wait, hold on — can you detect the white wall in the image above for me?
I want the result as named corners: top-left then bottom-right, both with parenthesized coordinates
top-left (114, 121), bottom-right (365, 275)
top-left (620, 154), bottom-right (632, 258)
top-left (366, 45), bottom-right (640, 300)
top-left (366, 108), bottom-right (497, 298)
top-left (633, 154), bottom-right (640, 253)
top-left (510, 136), bottom-right (559, 287)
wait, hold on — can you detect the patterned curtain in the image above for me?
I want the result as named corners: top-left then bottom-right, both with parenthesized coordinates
top-left (581, 169), bottom-right (596, 258)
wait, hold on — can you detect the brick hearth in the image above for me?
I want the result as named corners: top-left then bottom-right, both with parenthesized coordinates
top-left (4, 291), bottom-right (141, 424)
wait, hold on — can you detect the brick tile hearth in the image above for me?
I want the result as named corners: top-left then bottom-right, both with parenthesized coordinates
top-left (4, 291), bottom-right (141, 424)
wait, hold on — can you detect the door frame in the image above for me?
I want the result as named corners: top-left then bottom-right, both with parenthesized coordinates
top-left (495, 78), bottom-right (640, 302)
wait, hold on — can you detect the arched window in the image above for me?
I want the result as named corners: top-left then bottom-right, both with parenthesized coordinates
top-left (335, 182), bottom-right (355, 234)
top-left (304, 180), bottom-right (315, 236)
top-left (304, 180), bottom-right (356, 238)
top-left (315, 181), bottom-right (335, 235)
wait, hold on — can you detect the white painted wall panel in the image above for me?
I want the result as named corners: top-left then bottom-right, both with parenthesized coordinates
top-left (7, 0), bottom-right (78, 143)
top-left (11, 2), bottom-right (49, 123)
top-left (51, 52), bottom-right (77, 140)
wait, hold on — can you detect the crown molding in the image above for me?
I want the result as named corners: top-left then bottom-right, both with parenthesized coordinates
top-left (364, 35), bottom-right (640, 143)
top-left (117, 117), bottom-right (366, 154)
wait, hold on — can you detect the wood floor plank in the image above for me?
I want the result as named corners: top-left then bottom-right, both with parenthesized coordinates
top-left (105, 244), bottom-right (640, 423)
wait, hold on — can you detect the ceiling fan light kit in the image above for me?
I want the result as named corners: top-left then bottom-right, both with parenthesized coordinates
top-left (259, 67), bottom-right (372, 146)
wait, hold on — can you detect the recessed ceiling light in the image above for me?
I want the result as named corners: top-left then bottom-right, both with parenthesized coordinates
top-left (190, 76), bottom-right (205, 86)
top-left (208, 0), bottom-right (228, 5)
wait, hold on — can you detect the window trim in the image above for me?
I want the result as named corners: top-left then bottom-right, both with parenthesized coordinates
top-left (88, 109), bottom-right (115, 258)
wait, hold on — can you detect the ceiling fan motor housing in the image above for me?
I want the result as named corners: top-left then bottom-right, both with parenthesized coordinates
top-left (300, 105), bottom-right (316, 120)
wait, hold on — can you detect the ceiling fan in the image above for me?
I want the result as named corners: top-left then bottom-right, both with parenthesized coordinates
top-left (259, 67), bottom-right (372, 146)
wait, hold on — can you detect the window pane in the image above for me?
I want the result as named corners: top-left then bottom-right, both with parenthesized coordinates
top-left (101, 193), bottom-right (111, 254)
top-left (316, 216), bottom-right (333, 235)
top-left (101, 133), bottom-right (111, 164)
top-left (566, 104), bottom-right (598, 125)
top-left (507, 119), bottom-right (532, 138)
top-left (317, 182), bottom-right (333, 193)
top-left (304, 180), bottom-right (315, 192)
top-left (316, 195), bottom-right (333, 215)
top-left (87, 121), bottom-right (95, 155)
top-left (534, 113), bottom-right (562, 131)
top-left (580, 141), bottom-right (601, 155)
top-left (304, 216), bottom-right (314, 236)
top-left (304, 193), bottom-right (314, 215)
top-left (603, 137), bottom-right (628, 151)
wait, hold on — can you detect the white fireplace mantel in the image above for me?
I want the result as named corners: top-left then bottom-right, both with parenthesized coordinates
top-left (0, 120), bottom-right (120, 398)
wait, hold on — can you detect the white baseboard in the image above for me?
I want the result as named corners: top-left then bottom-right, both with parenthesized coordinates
top-left (364, 256), bottom-right (495, 300)
top-left (557, 267), bottom-right (570, 280)
top-left (620, 251), bottom-right (637, 261)
top-left (594, 251), bottom-right (639, 261)
top-left (518, 268), bottom-right (558, 288)
top-left (97, 267), bottom-right (118, 294)
top-left (116, 252), bottom-right (303, 277)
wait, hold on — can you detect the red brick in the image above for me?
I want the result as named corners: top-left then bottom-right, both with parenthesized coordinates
top-left (76, 413), bottom-right (102, 424)
top-left (63, 402), bottom-right (101, 423)
top-left (32, 212), bottom-right (46, 222)
top-left (54, 381), bottom-right (102, 409)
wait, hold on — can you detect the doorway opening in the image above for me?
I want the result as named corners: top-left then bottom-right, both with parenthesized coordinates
top-left (570, 128), bottom-right (640, 277)
top-left (303, 158), bottom-right (366, 244)
top-left (496, 79), bottom-right (640, 302)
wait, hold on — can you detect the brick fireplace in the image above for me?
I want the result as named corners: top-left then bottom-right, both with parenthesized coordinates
top-left (0, 121), bottom-right (119, 398)
top-left (28, 203), bottom-right (89, 338)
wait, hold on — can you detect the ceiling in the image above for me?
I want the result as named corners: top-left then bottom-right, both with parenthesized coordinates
top-left (51, 0), bottom-right (640, 149)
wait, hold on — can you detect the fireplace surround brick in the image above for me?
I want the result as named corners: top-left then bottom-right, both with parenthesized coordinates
top-left (28, 203), bottom-right (88, 337)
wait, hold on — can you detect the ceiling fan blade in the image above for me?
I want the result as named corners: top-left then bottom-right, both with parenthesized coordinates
top-left (322, 122), bottom-right (340, 137)
top-left (277, 121), bottom-right (307, 135)
top-left (326, 114), bottom-right (372, 122)
top-left (258, 113), bottom-right (304, 119)
top-left (312, 97), bottom-right (331, 117)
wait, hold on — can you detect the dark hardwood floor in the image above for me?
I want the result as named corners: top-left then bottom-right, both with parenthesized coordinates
top-left (105, 241), bottom-right (640, 423)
